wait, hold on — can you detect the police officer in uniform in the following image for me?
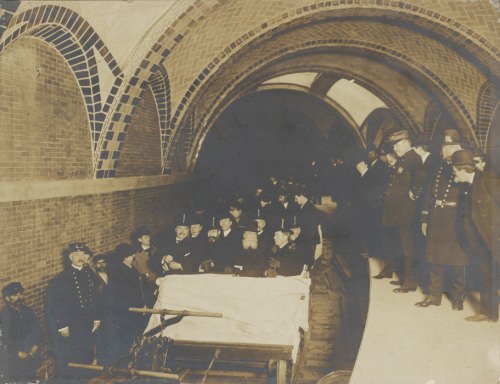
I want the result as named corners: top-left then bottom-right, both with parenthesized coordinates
top-left (381, 130), bottom-right (425, 293)
top-left (46, 243), bottom-right (102, 379)
top-left (416, 130), bottom-right (468, 309)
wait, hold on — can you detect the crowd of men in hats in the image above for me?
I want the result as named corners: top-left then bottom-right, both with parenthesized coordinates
top-left (1, 181), bottom-right (323, 381)
top-left (1, 127), bottom-right (498, 382)
top-left (351, 129), bottom-right (499, 324)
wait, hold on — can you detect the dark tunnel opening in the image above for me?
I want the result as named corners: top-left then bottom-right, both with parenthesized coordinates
top-left (192, 89), bottom-right (371, 373)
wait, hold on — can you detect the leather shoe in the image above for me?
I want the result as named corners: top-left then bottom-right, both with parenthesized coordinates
top-left (452, 301), bottom-right (464, 311)
top-left (390, 280), bottom-right (402, 286)
top-left (465, 314), bottom-right (497, 322)
top-left (415, 299), bottom-right (440, 308)
top-left (393, 287), bottom-right (416, 293)
top-left (372, 273), bottom-right (391, 279)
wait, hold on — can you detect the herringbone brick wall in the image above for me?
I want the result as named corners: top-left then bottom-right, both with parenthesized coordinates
top-left (165, 0), bottom-right (497, 119)
top-left (0, 37), bottom-right (92, 181)
top-left (114, 87), bottom-right (163, 178)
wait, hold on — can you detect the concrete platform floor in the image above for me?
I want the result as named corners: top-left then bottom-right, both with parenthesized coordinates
top-left (350, 258), bottom-right (500, 384)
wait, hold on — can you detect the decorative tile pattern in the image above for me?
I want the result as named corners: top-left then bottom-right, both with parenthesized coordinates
top-left (476, 81), bottom-right (499, 149)
top-left (0, 5), bottom-right (122, 155)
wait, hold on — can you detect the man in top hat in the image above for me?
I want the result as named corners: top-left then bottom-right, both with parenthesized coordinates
top-left (381, 130), bottom-right (425, 292)
top-left (0, 282), bottom-right (42, 382)
top-left (254, 210), bottom-right (272, 255)
top-left (416, 129), bottom-right (468, 307)
top-left (452, 149), bottom-right (499, 322)
top-left (45, 243), bottom-right (102, 379)
top-left (156, 214), bottom-right (194, 275)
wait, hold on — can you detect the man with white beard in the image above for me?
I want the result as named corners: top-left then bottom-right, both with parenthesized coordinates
top-left (236, 222), bottom-right (267, 277)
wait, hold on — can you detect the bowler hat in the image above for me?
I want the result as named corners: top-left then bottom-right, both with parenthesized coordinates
top-left (452, 149), bottom-right (474, 167)
top-left (114, 243), bottom-right (135, 261)
top-left (2, 282), bottom-right (23, 298)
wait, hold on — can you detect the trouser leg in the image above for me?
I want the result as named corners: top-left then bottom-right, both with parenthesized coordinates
top-left (427, 264), bottom-right (444, 304)
top-left (449, 265), bottom-right (466, 304)
top-left (478, 255), bottom-right (499, 320)
top-left (399, 225), bottom-right (417, 289)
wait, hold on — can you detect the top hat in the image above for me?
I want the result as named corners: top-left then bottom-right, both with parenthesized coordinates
top-left (2, 282), bottom-right (24, 298)
top-left (174, 213), bottom-right (189, 227)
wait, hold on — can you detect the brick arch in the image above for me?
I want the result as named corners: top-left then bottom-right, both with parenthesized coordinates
top-left (0, 5), bottom-right (122, 158)
top-left (148, 66), bottom-right (172, 165)
top-left (172, 39), bottom-right (477, 172)
top-left (476, 81), bottom-right (500, 149)
top-left (163, 6), bottom-right (496, 173)
top-left (85, 0), bottom-right (498, 177)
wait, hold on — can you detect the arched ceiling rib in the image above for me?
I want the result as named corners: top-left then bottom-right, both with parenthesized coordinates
top-left (260, 72), bottom-right (388, 128)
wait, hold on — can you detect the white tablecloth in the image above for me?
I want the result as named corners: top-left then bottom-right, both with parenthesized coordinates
top-left (144, 274), bottom-right (310, 361)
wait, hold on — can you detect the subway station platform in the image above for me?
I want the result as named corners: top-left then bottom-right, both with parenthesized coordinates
top-left (350, 258), bottom-right (500, 384)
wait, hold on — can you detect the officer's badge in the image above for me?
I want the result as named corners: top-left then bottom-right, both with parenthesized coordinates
top-left (397, 166), bottom-right (404, 174)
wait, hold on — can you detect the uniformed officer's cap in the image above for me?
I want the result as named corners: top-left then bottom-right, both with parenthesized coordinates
top-left (65, 242), bottom-right (92, 257)
top-left (2, 282), bottom-right (24, 298)
top-left (442, 129), bottom-right (461, 145)
top-left (385, 130), bottom-right (410, 144)
top-left (114, 243), bottom-right (136, 261)
top-left (451, 149), bottom-right (474, 167)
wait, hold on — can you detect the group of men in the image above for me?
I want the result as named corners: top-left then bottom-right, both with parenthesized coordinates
top-left (1, 182), bottom-right (323, 381)
top-left (2, 127), bottom-right (498, 382)
top-left (352, 129), bottom-right (498, 323)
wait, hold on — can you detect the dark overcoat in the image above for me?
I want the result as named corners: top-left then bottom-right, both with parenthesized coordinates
top-left (382, 149), bottom-right (425, 227)
top-left (422, 162), bottom-right (469, 265)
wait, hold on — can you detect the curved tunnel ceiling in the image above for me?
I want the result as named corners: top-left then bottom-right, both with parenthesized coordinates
top-left (261, 72), bottom-right (388, 128)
